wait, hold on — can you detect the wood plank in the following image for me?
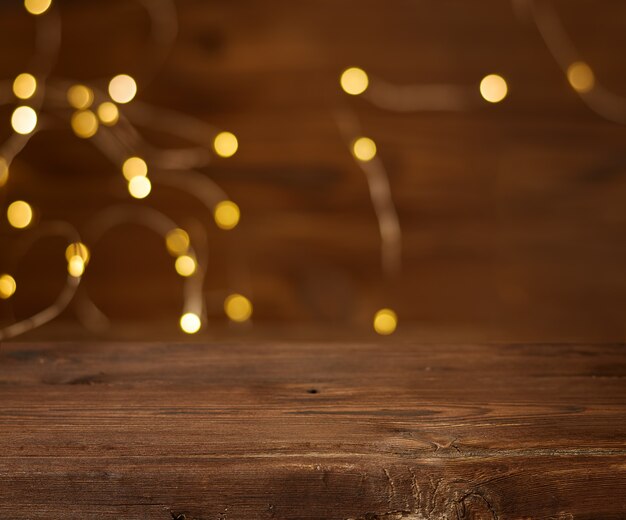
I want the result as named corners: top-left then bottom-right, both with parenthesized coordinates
top-left (1, 341), bottom-right (624, 518)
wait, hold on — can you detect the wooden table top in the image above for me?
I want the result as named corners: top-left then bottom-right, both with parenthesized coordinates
top-left (1, 340), bottom-right (624, 519)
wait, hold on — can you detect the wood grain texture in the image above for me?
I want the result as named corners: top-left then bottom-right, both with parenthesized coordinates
top-left (1, 341), bottom-right (624, 518)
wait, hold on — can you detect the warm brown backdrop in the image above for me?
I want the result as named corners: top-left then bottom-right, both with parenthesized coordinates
top-left (1, 0), bottom-right (625, 341)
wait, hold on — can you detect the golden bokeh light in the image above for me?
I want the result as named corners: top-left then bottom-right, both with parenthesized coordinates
top-left (165, 228), bottom-right (190, 256)
top-left (224, 293), bottom-right (252, 322)
top-left (97, 102), bottom-right (119, 126)
top-left (122, 156), bottom-right (148, 180)
top-left (479, 74), bottom-right (508, 103)
top-left (340, 67), bottom-right (369, 95)
top-left (65, 242), bottom-right (90, 265)
top-left (373, 308), bottom-right (397, 335)
top-left (24, 0), bottom-right (52, 15)
top-left (108, 74), bottom-right (137, 104)
top-left (0, 274), bottom-right (17, 299)
top-left (128, 175), bottom-right (151, 199)
top-left (174, 255), bottom-right (197, 277)
top-left (11, 106), bottom-right (37, 134)
top-left (213, 131), bottom-right (238, 158)
top-left (180, 312), bottom-right (201, 334)
top-left (352, 136), bottom-right (377, 162)
top-left (71, 110), bottom-right (98, 138)
top-left (7, 200), bottom-right (33, 229)
top-left (67, 255), bottom-right (85, 277)
top-left (67, 84), bottom-right (94, 110)
top-left (567, 61), bottom-right (595, 93)
top-left (214, 200), bottom-right (240, 230)
top-left (13, 73), bottom-right (37, 100)
top-left (0, 157), bottom-right (8, 187)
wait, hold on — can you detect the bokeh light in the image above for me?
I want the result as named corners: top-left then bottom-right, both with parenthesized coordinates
top-left (373, 308), bottom-right (397, 335)
top-left (224, 293), bottom-right (252, 322)
top-left (7, 200), bottom-right (33, 229)
top-left (13, 73), bottom-right (37, 100)
top-left (214, 200), bottom-right (240, 230)
top-left (24, 0), bottom-right (52, 15)
top-left (567, 61), bottom-right (595, 93)
top-left (122, 156), bottom-right (148, 180)
top-left (108, 74), bottom-right (137, 104)
top-left (67, 85), bottom-right (94, 110)
top-left (128, 176), bottom-right (151, 199)
top-left (174, 255), bottom-right (197, 277)
top-left (97, 102), bottom-right (119, 126)
top-left (213, 131), bottom-right (238, 158)
top-left (71, 110), bottom-right (98, 138)
top-left (340, 67), bottom-right (369, 95)
top-left (0, 274), bottom-right (17, 299)
top-left (352, 137), bottom-right (377, 162)
top-left (11, 106), bottom-right (37, 134)
top-left (479, 74), bottom-right (508, 103)
top-left (180, 312), bottom-right (201, 334)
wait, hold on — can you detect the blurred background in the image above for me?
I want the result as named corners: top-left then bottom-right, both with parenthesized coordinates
top-left (1, 0), bottom-right (625, 342)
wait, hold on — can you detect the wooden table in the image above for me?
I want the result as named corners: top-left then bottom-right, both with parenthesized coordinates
top-left (1, 341), bottom-right (624, 519)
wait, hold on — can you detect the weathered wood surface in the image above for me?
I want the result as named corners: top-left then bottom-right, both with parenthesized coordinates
top-left (1, 341), bottom-right (624, 519)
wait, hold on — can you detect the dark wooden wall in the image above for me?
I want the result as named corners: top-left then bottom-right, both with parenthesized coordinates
top-left (1, 0), bottom-right (626, 341)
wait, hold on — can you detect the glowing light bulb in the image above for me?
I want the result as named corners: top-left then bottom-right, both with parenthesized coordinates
top-left (214, 200), bottom-right (240, 230)
top-left (97, 102), bottom-right (119, 126)
top-left (479, 74), bottom-right (508, 103)
top-left (0, 157), bottom-right (8, 187)
top-left (67, 255), bottom-right (85, 277)
top-left (213, 131), bottom-right (238, 158)
top-left (352, 137), bottom-right (377, 162)
top-left (24, 0), bottom-right (52, 15)
top-left (128, 175), bottom-right (151, 199)
top-left (567, 61), bottom-right (595, 93)
top-left (11, 106), bottom-right (37, 134)
top-left (340, 67), bottom-right (369, 95)
top-left (180, 312), bottom-right (201, 334)
top-left (224, 293), bottom-right (252, 322)
top-left (7, 200), bottom-right (33, 229)
top-left (0, 274), bottom-right (16, 299)
top-left (373, 308), bottom-right (397, 335)
top-left (67, 84), bottom-right (94, 109)
top-left (13, 73), bottom-right (37, 100)
top-left (165, 228), bottom-right (190, 256)
top-left (122, 156), bottom-right (148, 180)
top-left (175, 255), bottom-right (196, 277)
top-left (65, 242), bottom-right (90, 264)
top-left (108, 74), bottom-right (137, 104)
top-left (71, 110), bottom-right (98, 138)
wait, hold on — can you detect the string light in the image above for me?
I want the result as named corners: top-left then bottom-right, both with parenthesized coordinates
top-left (11, 106), bottom-right (37, 135)
top-left (128, 176), bottom-right (151, 199)
top-left (24, 0), bottom-right (52, 15)
top-left (214, 200), bottom-right (240, 230)
top-left (0, 157), bottom-right (8, 187)
top-left (7, 200), bottom-right (33, 229)
top-left (174, 255), bottom-right (196, 277)
top-left (67, 84), bottom-right (94, 109)
top-left (13, 73), bottom-right (37, 100)
top-left (165, 228), bottom-right (190, 256)
top-left (70, 110), bottom-right (98, 138)
top-left (373, 308), bottom-right (397, 335)
top-left (108, 74), bottom-right (137, 104)
top-left (340, 67), bottom-right (369, 95)
top-left (351, 136), bottom-right (377, 161)
top-left (566, 61), bottom-right (594, 93)
top-left (97, 102), bottom-right (119, 126)
top-left (213, 131), bottom-right (238, 158)
top-left (224, 293), bottom-right (252, 322)
top-left (122, 156), bottom-right (148, 180)
top-left (479, 74), bottom-right (508, 103)
top-left (0, 274), bottom-right (17, 299)
top-left (180, 312), bottom-right (201, 334)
